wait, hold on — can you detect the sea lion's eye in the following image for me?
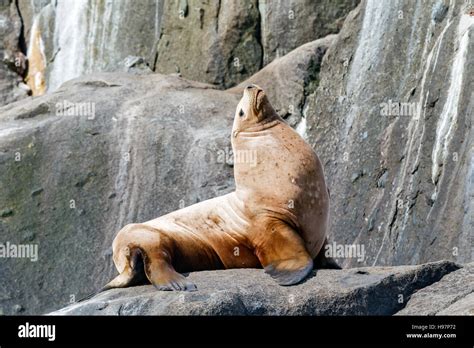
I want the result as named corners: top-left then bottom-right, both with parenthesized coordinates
top-left (239, 109), bottom-right (244, 117)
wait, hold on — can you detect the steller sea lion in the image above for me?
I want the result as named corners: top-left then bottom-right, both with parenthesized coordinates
top-left (102, 84), bottom-right (336, 292)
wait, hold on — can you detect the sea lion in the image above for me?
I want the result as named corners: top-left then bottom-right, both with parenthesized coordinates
top-left (104, 84), bottom-right (332, 292)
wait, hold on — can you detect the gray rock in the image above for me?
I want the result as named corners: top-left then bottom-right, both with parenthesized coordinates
top-left (397, 263), bottom-right (474, 315)
top-left (14, 0), bottom-right (359, 95)
top-left (0, 208), bottom-right (14, 217)
top-left (16, 0), bottom-right (51, 42)
top-left (156, 0), bottom-right (359, 89)
top-left (431, 1), bottom-right (449, 23)
top-left (50, 261), bottom-right (460, 315)
top-left (0, 0), bottom-right (29, 106)
top-left (120, 56), bottom-right (153, 75)
top-left (305, 0), bottom-right (474, 267)
top-left (156, 0), bottom-right (262, 89)
top-left (19, 0), bottom-right (163, 93)
top-left (258, 0), bottom-right (360, 65)
top-left (12, 304), bottom-right (24, 313)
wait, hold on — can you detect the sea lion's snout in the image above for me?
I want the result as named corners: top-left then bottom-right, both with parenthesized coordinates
top-left (244, 84), bottom-right (262, 94)
top-left (243, 84), bottom-right (264, 108)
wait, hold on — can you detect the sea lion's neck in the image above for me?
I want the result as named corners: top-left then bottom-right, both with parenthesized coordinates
top-left (238, 118), bottom-right (280, 133)
top-left (232, 111), bottom-right (283, 136)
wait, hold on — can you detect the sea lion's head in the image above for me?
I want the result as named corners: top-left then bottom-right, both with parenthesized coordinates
top-left (233, 84), bottom-right (277, 131)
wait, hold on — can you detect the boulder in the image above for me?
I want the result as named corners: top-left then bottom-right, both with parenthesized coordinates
top-left (397, 263), bottom-right (474, 315)
top-left (51, 261), bottom-right (460, 315)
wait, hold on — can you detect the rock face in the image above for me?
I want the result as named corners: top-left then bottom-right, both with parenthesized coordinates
top-left (51, 261), bottom-right (462, 315)
top-left (156, 0), bottom-right (358, 88)
top-left (258, 0), bottom-right (359, 65)
top-left (6, 0), bottom-right (359, 95)
top-left (0, 39), bottom-right (323, 315)
top-left (156, 0), bottom-right (263, 88)
top-left (19, 0), bottom-right (163, 94)
top-left (304, 0), bottom-right (474, 267)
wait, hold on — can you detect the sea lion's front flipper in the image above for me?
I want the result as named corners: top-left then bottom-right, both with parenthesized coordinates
top-left (255, 220), bottom-right (313, 286)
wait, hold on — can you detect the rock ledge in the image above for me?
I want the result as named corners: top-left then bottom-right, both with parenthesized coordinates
top-left (51, 261), bottom-right (470, 315)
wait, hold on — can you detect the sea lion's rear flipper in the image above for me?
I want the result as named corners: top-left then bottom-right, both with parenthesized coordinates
top-left (255, 220), bottom-right (313, 286)
top-left (104, 247), bottom-right (148, 289)
top-left (76, 249), bottom-right (147, 303)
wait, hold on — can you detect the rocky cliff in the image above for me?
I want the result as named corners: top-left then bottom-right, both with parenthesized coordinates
top-left (0, 0), bottom-right (472, 315)
top-left (0, 0), bottom-right (357, 99)
top-left (304, 0), bottom-right (473, 267)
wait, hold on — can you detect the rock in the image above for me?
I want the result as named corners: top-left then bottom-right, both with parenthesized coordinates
top-left (397, 263), bottom-right (474, 315)
top-left (12, 304), bottom-right (24, 313)
top-left (16, 0), bottom-right (51, 43)
top-left (156, 0), bottom-right (262, 89)
top-left (258, 0), bottom-right (360, 65)
top-left (31, 187), bottom-right (43, 196)
top-left (305, 0), bottom-right (474, 267)
top-left (431, 1), bottom-right (449, 23)
top-left (377, 170), bottom-right (388, 188)
top-left (0, 208), bottom-right (14, 217)
top-left (228, 35), bottom-right (336, 125)
top-left (19, 0), bottom-right (163, 94)
top-left (156, 0), bottom-right (359, 89)
top-left (350, 171), bottom-right (362, 183)
top-left (120, 56), bottom-right (153, 75)
top-left (0, 1), bottom-right (29, 106)
top-left (51, 261), bottom-right (460, 315)
top-left (14, 0), bottom-right (359, 94)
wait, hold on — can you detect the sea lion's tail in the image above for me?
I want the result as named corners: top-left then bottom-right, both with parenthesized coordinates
top-left (313, 239), bottom-right (342, 269)
top-left (76, 248), bottom-right (147, 303)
